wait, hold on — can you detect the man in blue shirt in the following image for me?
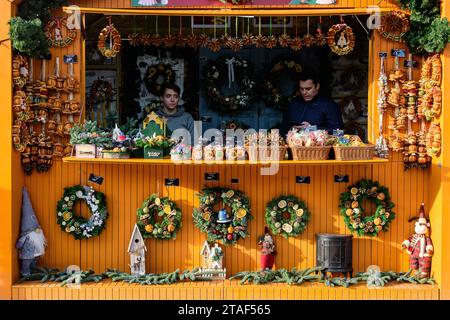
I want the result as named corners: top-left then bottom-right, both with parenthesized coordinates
top-left (281, 71), bottom-right (344, 136)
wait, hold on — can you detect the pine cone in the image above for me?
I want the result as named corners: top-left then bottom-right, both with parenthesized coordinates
top-left (265, 35), bottom-right (278, 49)
top-left (242, 33), bottom-right (255, 47)
top-left (278, 34), bottom-right (291, 48)
top-left (290, 37), bottom-right (302, 51)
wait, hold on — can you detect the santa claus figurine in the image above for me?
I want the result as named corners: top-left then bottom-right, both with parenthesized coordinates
top-left (258, 227), bottom-right (277, 271)
top-left (402, 203), bottom-right (433, 279)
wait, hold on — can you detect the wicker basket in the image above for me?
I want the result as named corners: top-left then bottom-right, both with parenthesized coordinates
top-left (246, 146), bottom-right (288, 162)
top-left (333, 145), bottom-right (375, 161)
top-left (290, 146), bottom-right (332, 161)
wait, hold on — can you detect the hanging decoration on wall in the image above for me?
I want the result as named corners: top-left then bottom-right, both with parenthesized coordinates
top-left (98, 17), bottom-right (122, 58)
top-left (264, 195), bottom-right (310, 238)
top-left (315, 17), bottom-right (327, 46)
top-left (145, 63), bottom-right (176, 96)
top-left (203, 56), bottom-right (256, 113)
top-left (262, 60), bottom-right (303, 110)
top-left (374, 54), bottom-right (389, 159)
top-left (193, 187), bottom-right (253, 245)
top-left (136, 194), bottom-right (182, 240)
top-left (45, 17), bottom-right (77, 48)
top-left (339, 179), bottom-right (396, 237)
top-left (12, 55), bottom-right (29, 88)
top-left (56, 185), bottom-right (108, 240)
top-left (378, 11), bottom-right (409, 43)
top-left (327, 20), bottom-right (355, 56)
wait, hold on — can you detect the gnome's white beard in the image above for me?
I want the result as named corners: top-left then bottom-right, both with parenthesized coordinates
top-left (28, 229), bottom-right (47, 257)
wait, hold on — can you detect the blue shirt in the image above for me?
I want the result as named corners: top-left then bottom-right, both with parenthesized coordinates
top-left (281, 95), bottom-right (344, 136)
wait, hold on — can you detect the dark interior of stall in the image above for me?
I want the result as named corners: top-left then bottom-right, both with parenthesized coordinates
top-left (85, 14), bottom-right (370, 140)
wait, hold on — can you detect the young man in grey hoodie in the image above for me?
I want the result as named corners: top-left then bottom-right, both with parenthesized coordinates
top-left (156, 83), bottom-right (195, 145)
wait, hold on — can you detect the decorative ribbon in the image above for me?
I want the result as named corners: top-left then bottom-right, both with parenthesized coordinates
top-left (226, 58), bottom-right (236, 89)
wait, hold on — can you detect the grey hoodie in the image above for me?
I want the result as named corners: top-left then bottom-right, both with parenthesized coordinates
top-left (156, 106), bottom-right (195, 145)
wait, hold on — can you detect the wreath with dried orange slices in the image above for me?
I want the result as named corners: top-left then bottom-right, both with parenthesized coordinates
top-left (137, 194), bottom-right (182, 240)
top-left (339, 179), bottom-right (396, 237)
top-left (265, 195), bottom-right (310, 238)
top-left (193, 187), bottom-right (252, 245)
top-left (98, 23), bottom-right (122, 58)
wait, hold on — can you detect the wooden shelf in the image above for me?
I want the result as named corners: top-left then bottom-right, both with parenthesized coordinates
top-left (12, 279), bottom-right (439, 300)
top-left (62, 157), bottom-right (390, 166)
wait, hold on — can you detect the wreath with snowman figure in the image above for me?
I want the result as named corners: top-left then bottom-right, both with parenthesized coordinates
top-left (193, 187), bottom-right (253, 245)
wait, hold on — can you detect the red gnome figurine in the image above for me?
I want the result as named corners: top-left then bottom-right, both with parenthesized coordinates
top-left (402, 203), bottom-right (434, 279)
top-left (258, 227), bottom-right (277, 271)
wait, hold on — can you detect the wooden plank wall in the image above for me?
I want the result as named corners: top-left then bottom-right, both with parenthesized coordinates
top-left (7, 0), bottom-right (443, 297)
top-left (23, 154), bottom-right (427, 277)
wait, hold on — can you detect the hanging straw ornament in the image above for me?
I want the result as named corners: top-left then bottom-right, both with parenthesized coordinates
top-left (176, 17), bottom-right (187, 48)
top-left (315, 17), bottom-right (326, 46)
top-left (208, 18), bottom-right (222, 52)
top-left (128, 16), bottom-right (140, 47)
top-left (378, 11), bottom-right (409, 43)
top-left (290, 17), bottom-right (302, 51)
top-left (278, 17), bottom-right (291, 48)
top-left (327, 16), bottom-right (355, 56)
top-left (98, 17), bottom-right (122, 58)
top-left (264, 17), bottom-right (278, 49)
top-left (186, 19), bottom-right (199, 49)
top-left (255, 17), bottom-right (267, 48)
top-left (375, 55), bottom-right (389, 159)
top-left (162, 17), bottom-right (177, 48)
top-left (150, 17), bottom-right (162, 47)
top-left (302, 17), bottom-right (316, 48)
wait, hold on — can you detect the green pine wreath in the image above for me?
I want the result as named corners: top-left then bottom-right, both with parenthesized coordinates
top-left (193, 187), bottom-right (253, 245)
top-left (137, 194), bottom-right (182, 240)
top-left (265, 195), bottom-right (310, 238)
top-left (56, 185), bottom-right (108, 240)
top-left (339, 179), bottom-right (396, 237)
top-left (203, 56), bottom-right (256, 113)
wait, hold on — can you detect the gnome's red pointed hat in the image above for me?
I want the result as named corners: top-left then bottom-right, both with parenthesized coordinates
top-left (408, 202), bottom-right (430, 227)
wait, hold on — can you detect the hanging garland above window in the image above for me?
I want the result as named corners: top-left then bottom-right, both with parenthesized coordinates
top-left (56, 185), bottom-right (108, 240)
top-left (327, 23), bottom-right (355, 56)
top-left (193, 187), bottom-right (253, 245)
top-left (46, 17), bottom-right (77, 48)
top-left (265, 195), bottom-right (310, 238)
top-left (203, 56), bottom-right (256, 113)
top-left (262, 60), bottom-right (302, 110)
top-left (98, 19), bottom-right (122, 58)
top-left (339, 180), bottom-right (396, 237)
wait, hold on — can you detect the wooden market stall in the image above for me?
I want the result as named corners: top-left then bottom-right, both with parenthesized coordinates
top-left (1, 0), bottom-right (450, 300)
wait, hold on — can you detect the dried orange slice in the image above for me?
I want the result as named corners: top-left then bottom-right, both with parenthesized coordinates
top-left (237, 208), bottom-right (247, 218)
top-left (278, 200), bottom-right (287, 209)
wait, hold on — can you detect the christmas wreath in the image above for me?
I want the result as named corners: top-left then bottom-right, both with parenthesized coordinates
top-left (89, 78), bottom-right (114, 107)
top-left (203, 56), bottom-right (256, 113)
top-left (144, 63), bottom-right (176, 96)
top-left (98, 23), bottom-right (121, 58)
top-left (262, 60), bottom-right (303, 110)
top-left (378, 11), bottom-right (409, 43)
top-left (327, 23), bottom-right (355, 56)
top-left (339, 180), bottom-right (396, 237)
top-left (265, 195), bottom-right (310, 238)
top-left (136, 194), bottom-right (182, 240)
top-left (56, 185), bottom-right (108, 240)
top-left (45, 17), bottom-right (77, 48)
top-left (193, 187), bottom-right (253, 245)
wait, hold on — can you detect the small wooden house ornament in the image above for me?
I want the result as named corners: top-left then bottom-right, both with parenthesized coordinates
top-left (200, 240), bottom-right (211, 268)
top-left (210, 243), bottom-right (224, 270)
top-left (128, 224), bottom-right (147, 276)
top-left (142, 112), bottom-right (167, 137)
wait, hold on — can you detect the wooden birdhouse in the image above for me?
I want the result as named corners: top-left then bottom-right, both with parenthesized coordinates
top-left (200, 240), bottom-right (211, 268)
top-left (128, 224), bottom-right (147, 276)
top-left (142, 112), bottom-right (167, 137)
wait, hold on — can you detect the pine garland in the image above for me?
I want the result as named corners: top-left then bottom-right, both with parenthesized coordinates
top-left (398, 0), bottom-right (450, 54)
top-left (18, 267), bottom-right (105, 285)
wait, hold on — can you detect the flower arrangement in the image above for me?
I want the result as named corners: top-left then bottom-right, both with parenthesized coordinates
top-left (135, 135), bottom-right (175, 149)
top-left (69, 121), bottom-right (112, 148)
